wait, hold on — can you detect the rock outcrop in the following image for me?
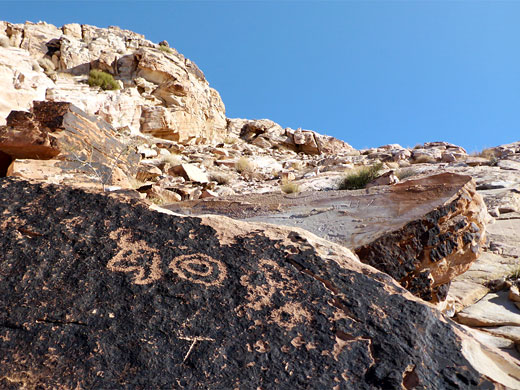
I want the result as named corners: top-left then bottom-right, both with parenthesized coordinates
top-left (1, 177), bottom-right (518, 389)
top-left (0, 21), bottom-right (227, 144)
top-left (0, 41), bottom-right (54, 124)
top-left (0, 101), bottom-right (138, 189)
top-left (166, 173), bottom-right (488, 303)
top-left (229, 118), bottom-right (357, 155)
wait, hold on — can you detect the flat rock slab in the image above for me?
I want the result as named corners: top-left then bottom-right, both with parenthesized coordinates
top-left (457, 291), bottom-right (520, 327)
top-left (448, 252), bottom-right (519, 312)
top-left (0, 178), bottom-right (505, 389)
top-left (482, 326), bottom-right (520, 344)
top-left (168, 173), bottom-right (488, 302)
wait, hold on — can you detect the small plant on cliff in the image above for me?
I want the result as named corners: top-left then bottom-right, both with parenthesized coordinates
top-left (209, 171), bottom-right (232, 185)
top-left (338, 163), bottom-right (383, 190)
top-left (158, 45), bottom-right (173, 55)
top-left (509, 266), bottom-right (520, 281)
top-left (396, 168), bottom-right (418, 181)
top-left (88, 70), bottom-right (120, 91)
top-left (472, 148), bottom-right (499, 166)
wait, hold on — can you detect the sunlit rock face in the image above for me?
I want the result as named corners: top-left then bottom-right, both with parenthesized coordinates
top-left (0, 21), bottom-right (227, 144)
top-left (0, 101), bottom-right (138, 188)
top-left (166, 173), bottom-right (488, 303)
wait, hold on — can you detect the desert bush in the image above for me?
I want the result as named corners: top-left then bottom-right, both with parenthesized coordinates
top-left (209, 172), bottom-right (231, 185)
top-left (0, 35), bottom-right (9, 48)
top-left (88, 69), bottom-right (120, 91)
top-left (159, 154), bottom-right (182, 166)
top-left (472, 148), bottom-right (499, 166)
top-left (158, 45), bottom-right (173, 55)
top-left (129, 177), bottom-right (148, 189)
top-left (235, 157), bottom-right (254, 174)
top-left (338, 163), bottom-right (383, 190)
top-left (223, 136), bottom-right (238, 145)
top-left (411, 155), bottom-right (436, 164)
top-left (396, 168), bottom-right (418, 181)
top-left (280, 180), bottom-right (300, 194)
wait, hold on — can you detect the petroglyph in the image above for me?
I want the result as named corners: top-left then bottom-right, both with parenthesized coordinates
top-left (106, 230), bottom-right (228, 287)
top-left (237, 259), bottom-right (310, 329)
top-left (169, 254), bottom-right (227, 286)
top-left (107, 230), bottom-right (162, 285)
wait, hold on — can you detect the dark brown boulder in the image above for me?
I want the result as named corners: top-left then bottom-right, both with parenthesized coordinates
top-left (0, 178), bottom-right (506, 389)
top-left (166, 173), bottom-right (489, 303)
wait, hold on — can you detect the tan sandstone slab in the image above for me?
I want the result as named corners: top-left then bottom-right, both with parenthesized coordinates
top-left (457, 291), bottom-right (520, 327)
top-left (167, 173), bottom-right (488, 302)
top-left (448, 251), bottom-right (519, 312)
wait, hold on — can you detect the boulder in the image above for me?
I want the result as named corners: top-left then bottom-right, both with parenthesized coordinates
top-left (169, 163), bottom-right (209, 184)
top-left (0, 101), bottom-right (138, 188)
top-left (167, 173), bottom-right (488, 302)
top-left (1, 21), bottom-right (227, 146)
top-left (232, 119), bottom-right (356, 156)
top-left (0, 177), bottom-right (517, 389)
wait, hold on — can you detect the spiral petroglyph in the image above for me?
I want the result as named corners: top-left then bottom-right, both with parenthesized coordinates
top-left (169, 254), bottom-right (227, 286)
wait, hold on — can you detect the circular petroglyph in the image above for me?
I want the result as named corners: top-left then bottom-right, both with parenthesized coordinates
top-left (169, 254), bottom-right (227, 286)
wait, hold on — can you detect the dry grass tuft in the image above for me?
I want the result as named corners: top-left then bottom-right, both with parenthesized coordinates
top-left (280, 180), bottom-right (300, 194)
top-left (159, 154), bottom-right (182, 166)
top-left (395, 168), bottom-right (418, 181)
top-left (209, 172), bottom-right (232, 185)
top-left (158, 45), bottom-right (174, 55)
top-left (235, 157), bottom-right (254, 174)
top-left (338, 163), bottom-right (383, 190)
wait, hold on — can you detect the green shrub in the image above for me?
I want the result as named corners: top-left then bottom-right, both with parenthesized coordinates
top-left (88, 69), bottom-right (120, 91)
top-left (159, 45), bottom-right (173, 54)
top-left (338, 163), bottom-right (383, 190)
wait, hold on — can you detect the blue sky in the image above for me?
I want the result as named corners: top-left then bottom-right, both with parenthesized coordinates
top-left (2, 1), bottom-right (519, 152)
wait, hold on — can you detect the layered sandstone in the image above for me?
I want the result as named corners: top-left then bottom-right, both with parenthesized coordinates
top-left (0, 101), bottom-right (138, 188)
top-left (0, 21), bottom-right (227, 143)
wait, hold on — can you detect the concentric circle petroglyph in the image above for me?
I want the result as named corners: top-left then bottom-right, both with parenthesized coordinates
top-left (169, 254), bottom-right (227, 286)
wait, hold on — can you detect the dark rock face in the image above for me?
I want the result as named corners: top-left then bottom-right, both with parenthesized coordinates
top-left (167, 173), bottom-right (488, 303)
top-left (0, 178), bottom-right (494, 389)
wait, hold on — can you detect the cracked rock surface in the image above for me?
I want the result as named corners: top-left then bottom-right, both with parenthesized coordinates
top-left (0, 178), bottom-right (502, 389)
top-left (167, 173), bottom-right (489, 303)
